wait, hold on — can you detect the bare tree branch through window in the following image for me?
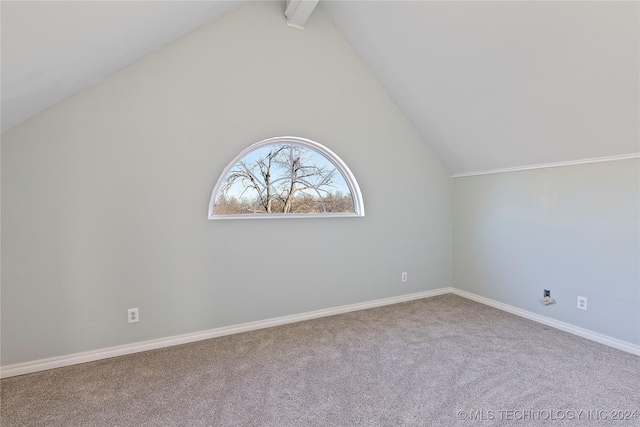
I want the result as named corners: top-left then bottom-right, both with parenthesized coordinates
top-left (209, 137), bottom-right (364, 218)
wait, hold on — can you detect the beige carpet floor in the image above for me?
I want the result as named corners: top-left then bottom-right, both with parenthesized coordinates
top-left (1, 294), bottom-right (639, 426)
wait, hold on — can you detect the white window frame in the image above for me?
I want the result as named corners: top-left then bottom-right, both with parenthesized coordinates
top-left (209, 136), bottom-right (365, 220)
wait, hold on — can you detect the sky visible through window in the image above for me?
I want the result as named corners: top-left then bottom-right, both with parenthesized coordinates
top-left (212, 143), bottom-right (354, 215)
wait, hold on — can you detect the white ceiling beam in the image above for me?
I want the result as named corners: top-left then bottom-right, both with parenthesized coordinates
top-left (285, 0), bottom-right (319, 29)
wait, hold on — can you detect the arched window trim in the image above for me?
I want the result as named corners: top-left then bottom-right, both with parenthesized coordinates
top-left (208, 136), bottom-right (365, 220)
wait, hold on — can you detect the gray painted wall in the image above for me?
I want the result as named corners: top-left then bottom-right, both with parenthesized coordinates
top-left (453, 159), bottom-right (640, 345)
top-left (1, 2), bottom-right (452, 366)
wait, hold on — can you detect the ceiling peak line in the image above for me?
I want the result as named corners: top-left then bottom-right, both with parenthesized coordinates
top-left (284, 0), bottom-right (319, 29)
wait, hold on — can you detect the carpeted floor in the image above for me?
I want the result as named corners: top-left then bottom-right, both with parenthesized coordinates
top-left (1, 294), bottom-right (639, 426)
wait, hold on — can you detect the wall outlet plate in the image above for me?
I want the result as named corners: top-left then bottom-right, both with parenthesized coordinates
top-left (577, 296), bottom-right (587, 310)
top-left (128, 308), bottom-right (139, 323)
top-left (541, 296), bottom-right (556, 305)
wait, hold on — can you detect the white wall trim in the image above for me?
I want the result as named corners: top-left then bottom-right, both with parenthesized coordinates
top-left (451, 153), bottom-right (640, 178)
top-left (4, 286), bottom-right (637, 378)
top-left (451, 288), bottom-right (640, 356)
top-left (0, 288), bottom-right (451, 379)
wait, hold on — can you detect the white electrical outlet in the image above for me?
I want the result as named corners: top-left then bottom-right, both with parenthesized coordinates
top-left (577, 296), bottom-right (587, 310)
top-left (401, 272), bottom-right (407, 282)
top-left (128, 308), bottom-right (139, 323)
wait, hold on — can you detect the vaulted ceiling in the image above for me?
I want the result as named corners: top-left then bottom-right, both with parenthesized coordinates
top-left (2, 1), bottom-right (638, 175)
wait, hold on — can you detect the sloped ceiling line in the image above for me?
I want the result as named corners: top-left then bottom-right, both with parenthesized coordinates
top-left (2, 1), bottom-right (638, 176)
top-left (322, 1), bottom-right (640, 175)
top-left (0, 0), bottom-right (245, 132)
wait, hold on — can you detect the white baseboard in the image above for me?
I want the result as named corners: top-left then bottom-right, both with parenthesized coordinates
top-left (3, 286), bottom-right (637, 378)
top-left (451, 288), bottom-right (640, 356)
top-left (0, 288), bottom-right (451, 379)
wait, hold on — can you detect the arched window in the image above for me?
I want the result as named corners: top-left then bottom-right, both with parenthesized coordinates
top-left (209, 137), bottom-right (364, 219)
